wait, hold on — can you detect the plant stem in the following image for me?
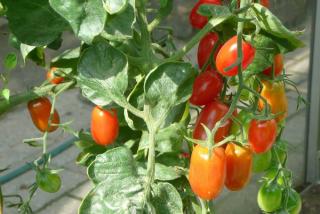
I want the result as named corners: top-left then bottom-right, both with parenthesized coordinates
top-left (0, 81), bottom-right (74, 117)
top-left (199, 198), bottom-right (207, 214)
top-left (148, 1), bottom-right (173, 32)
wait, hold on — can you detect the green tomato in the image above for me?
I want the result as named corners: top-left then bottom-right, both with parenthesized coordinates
top-left (36, 170), bottom-right (61, 193)
top-left (286, 189), bottom-right (302, 214)
top-left (230, 110), bottom-right (252, 138)
top-left (258, 182), bottom-right (283, 212)
top-left (253, 150), bottom-right (272, 173)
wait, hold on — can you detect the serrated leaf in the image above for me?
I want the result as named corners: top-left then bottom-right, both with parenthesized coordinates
top-left (49, 0), bottom-right (106, 44)
top-left (80, 147), bottom-right (145, 214)
top-left (3, 0), bottom-right (67, 46)
top-left (78, 42), bottom-right (128, 106)
top-left (249, 4), bottom-right (304, 50)
top-left (151, 182), bottom-right (183, 214)
top-left (101, 0), bottom-right (135, 41)
top-left (102, 0), bottom-right (128, 14)
top-left (144, 62), bottom-right (196, 128)
top-left (3, 53), bottom-right (17, 70)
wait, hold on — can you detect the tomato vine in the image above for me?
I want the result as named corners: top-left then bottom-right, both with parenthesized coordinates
top-left (0, 0), bottom-right (306, 213)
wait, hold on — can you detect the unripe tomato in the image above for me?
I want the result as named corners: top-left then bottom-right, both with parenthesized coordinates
top-left (47, 67), bottom-right (64, 84)
top-left (189, 0), bottom-right (222, 29)
top-left (189, 145), bottom-right (226, 200)
top-left (28, 97), bottom-right (60, 132)
top-left (230, 110), bottom-right (252, 138)
top-left (216, 36), bottom-right (255, 77)
top-left (197, 32), bottom-right (221, 69)
top-left (91, 106), bottom-right (119, 146)
top-left (262, 54), bottom-right (284, 77)
top-left (286, 189), bottom-right (302, 214)
top-left (248, 119), bottom-right (277, 154)
top-left (259, 80), bottom-right (288, 122)
top-left (193, 101), bottom-right (234, 143)
top-left (225, 143), bottom-right (253, 191)
top-left (252, 150), bottom-right (272, 173)
top-left (189, 69), bottom-right (223, 106)
top-left (258, 182), bottom-right (283, 212)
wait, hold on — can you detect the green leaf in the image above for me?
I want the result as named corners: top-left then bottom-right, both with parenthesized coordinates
top-left (101, 0), bottom-right (135, 41)
top-left (144, 62), bottom-right (196, 128)
top-left (3, 0), bottom-right (67, 46)
top-left (137, 163), bottom-right (181, 181)
top-left (20, 44), bottom-right (45, 66)
top-left (151, 182), bottom-right (183, 214)
top-left (1, 88), bottom-right (10, 102)
top-left (139, 123), bottom-right (185, 154)
top-left (78, 42), bottom-right (128, 106)
top-left (198, 4), bottom-right (232, 18)
top-left (80, 147), bottom-right (145, 213)
top-left (3, 53), bottom-right (17, 70)
top-left (49, 0), bottom-right (106, 44)
top-left (249, 4), bottom-right (304, 50)
top-left (102, 0), bottom-right (128, 14)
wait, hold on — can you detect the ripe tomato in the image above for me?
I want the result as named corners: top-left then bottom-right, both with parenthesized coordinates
top-left (91, 106), bottom-right (119, 146)
top-left (262, 54), bottom-right (284, 77)
top-left (193, 101), bottom-right (234, 143)
top-left (286, 189), bottom-right (302, 214)
top-left (260, 0), bottom-right (270, 8)
top-left (259, 80), bottom-right (288, 122)
top-left (189, 145), bottom-right (226, 200)
top-left (258, 182), bottom-right (283, 212)
top-left (197, 32), bottom-right (221, 69)
top-left (252, 150), bottom-right (272, 173)
top-left (189, 69), bottom-right (223, 106)
top-left (28, 97), bottom-right (60, 132)
top-left (248, 119), bottom-right (277, 154)
top-left (216, 36), bottom-right (255, 76)
top-left (189, 0), bottom-right (222, 29)
top-left (47, 67), bottom-right (64, 84)
top-left (225, 143), bottom-right (253, 191)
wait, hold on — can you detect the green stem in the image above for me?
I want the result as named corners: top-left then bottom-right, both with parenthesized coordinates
top-left (0, 81), bottom-right (75, 116)
top-left (148, 1), bottom-right (173, 32)
top-left (0, 186), bottom-right (3, 214)
top-left (42, 95), bottom-right (57, 154)
top-left (166, 22), bottom-right (213, 62)
top-left (199, 198), bottom-right (208, 214)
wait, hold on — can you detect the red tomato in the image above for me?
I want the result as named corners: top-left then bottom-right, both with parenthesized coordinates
top-left (28, 97), bottom-right (60, 132)
top-left (248, 119), bottom-right (277, 154)
top-left (189, 0), bottom-right (222, 29)
top-left (260, 0), bottom-right (270, 8)
top-left (262, 54), bottom-right (284, 77)
top-left (189, 145), bottom-right (226, 200)
top-left (189, 69), bottom-right (223, 106)
top-left (216, 36), bottom-right (256, 77)
top-left (193, 101), bottom-right (234, 143)
top-left (47, 67), bottom-right (64, 84)
top-left (225, 143), bottom-right (253, 191)
top-left (91, 106), bottom-right (119, 146)
top-left (197, 32), bottom-right (221, 69)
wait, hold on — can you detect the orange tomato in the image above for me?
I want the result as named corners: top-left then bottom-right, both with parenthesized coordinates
top-left (259, 80), bottom-right (288, 122)
top-left (189, 145), bottom-right (226, 200)
top-left (47, 67), bottom-right (64, 84)
top-left (225, 143), bottom-right (253, 191)
top-left (28, 97), bottom-right (60, 132)
top-left (262, 54), bottom-right (284, 77)
top-left (91, 106), bottom-right (119, 146)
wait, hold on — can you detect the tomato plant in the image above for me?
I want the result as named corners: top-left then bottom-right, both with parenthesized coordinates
top-left (216, 36), bottom-right (256, 76)
top-left (0, 0), bottom-right (306, 213)
top-left (197, 32), bottom-right (221, 69)
top-left (248, 119), bottom-right (277, 154)
top-left (189, 145), bottom-right (226, 200)
top-left (225, 143), bottom-right (253, 191)
top-left (91, 107), bottom-right (119, 146)
top-left (27, 97), bottom-right (60, 133)
top-left (189, 69), bottom-right (223, 106)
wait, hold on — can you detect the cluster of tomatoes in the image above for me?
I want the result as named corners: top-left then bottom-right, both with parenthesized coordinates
top-left (27, 68), bottom-right (119, 147)
top-left (187, 0), bottom-right (300, 213)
